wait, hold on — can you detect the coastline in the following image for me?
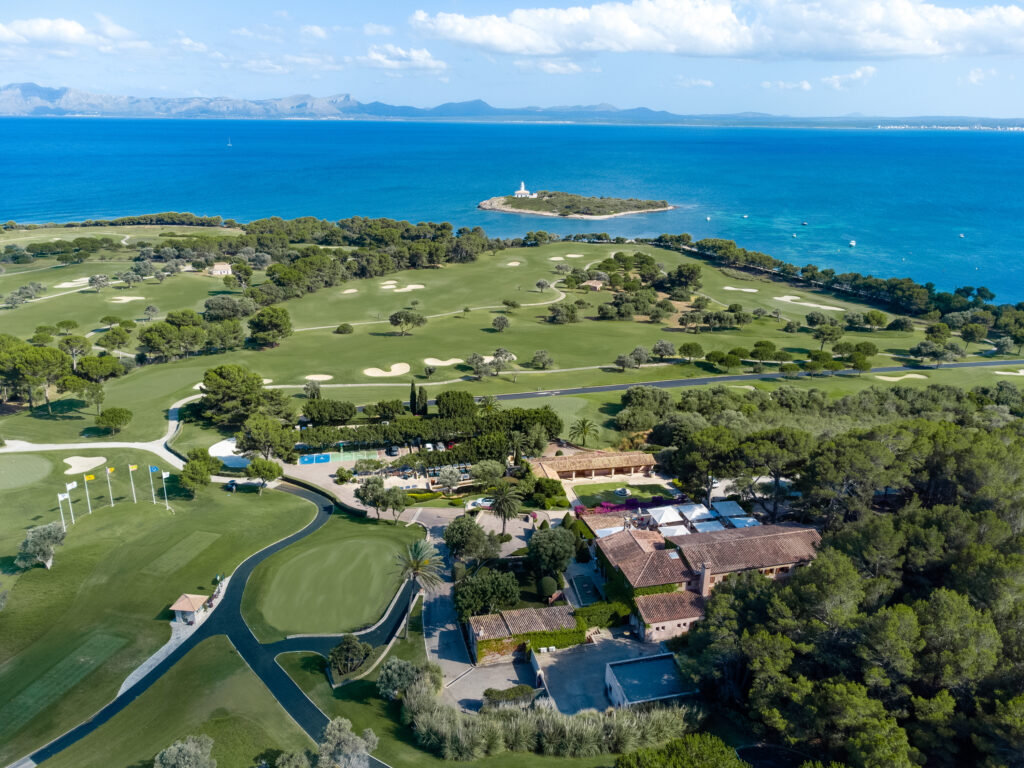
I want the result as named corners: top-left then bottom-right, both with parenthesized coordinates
top-left (477, 196), bottom-right (676, 220)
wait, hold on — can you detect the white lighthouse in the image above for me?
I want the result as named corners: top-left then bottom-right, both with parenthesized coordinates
top-left (513, 181), bottom-right (537, 199)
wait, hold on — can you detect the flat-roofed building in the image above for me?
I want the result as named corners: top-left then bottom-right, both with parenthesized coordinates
top-left (605, 654), bottom-right (694, 708)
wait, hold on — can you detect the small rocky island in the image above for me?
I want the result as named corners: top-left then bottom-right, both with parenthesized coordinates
top-left (479, 182), bottom-right (673, 219)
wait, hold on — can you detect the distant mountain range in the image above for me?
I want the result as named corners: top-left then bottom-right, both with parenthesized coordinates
top-left (1, 82), bottom-right (1022, 128)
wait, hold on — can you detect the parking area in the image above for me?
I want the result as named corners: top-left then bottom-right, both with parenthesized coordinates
top-left (535, 633), bottom-right (659, 714)
top-left (444, 661), bottom-right (535, 712)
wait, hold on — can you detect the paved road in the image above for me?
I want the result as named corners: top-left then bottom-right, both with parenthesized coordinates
top-left (16, 484), bottom-right (410, 768)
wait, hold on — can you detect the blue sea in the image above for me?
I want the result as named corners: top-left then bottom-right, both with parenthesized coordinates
top-left (2, 118), bottom-right (1023, 300)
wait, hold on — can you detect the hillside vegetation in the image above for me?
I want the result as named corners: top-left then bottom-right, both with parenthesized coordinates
top-left (501, 190), bottom-right (670, 216)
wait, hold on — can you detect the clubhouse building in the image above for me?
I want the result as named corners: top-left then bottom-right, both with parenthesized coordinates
top-left (529, 451), bottom-right (657, 481)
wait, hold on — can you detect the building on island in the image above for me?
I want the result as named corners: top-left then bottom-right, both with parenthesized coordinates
top-left (513, 181), bottom-right (538, 199)
top-left (208, 262), bottom-right (232, 277)
top-left (596, 523), bottom-right (820, 641)
top-left (170, 593), bottom-right (209, 625)
top-left (528, 451), bottom-right (657, 481)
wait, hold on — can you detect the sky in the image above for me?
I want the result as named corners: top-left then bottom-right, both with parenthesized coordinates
top-left (1, 0), bottom-right (1023, 117)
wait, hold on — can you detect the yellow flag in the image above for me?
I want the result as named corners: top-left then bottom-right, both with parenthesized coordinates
top-left (129, 464), bottom-right (138, 471)
top-left (107, 467), bottom-right (115, 474)
top-left (84, 474), bottom-right (95, 481)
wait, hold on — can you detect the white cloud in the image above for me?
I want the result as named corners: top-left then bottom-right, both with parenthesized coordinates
top-left (94, 14), bottom-right (133, 40)
top-left (762, 79), bottom-right (812, 90)
top-left (962, 67), bottom-right (997, 85)
top-left (821, 65), bottom-right (877, 90)
top-left (678, 77), bottom-right (714, 87)
top-left (0, 18), bottom-right (104, 46)
top-left (301, 25), bottom-right (327, 39)
top-left (229, 25), bottom-right (282, 42)
top-left (174, 35), bottom-right (207, 53)
top-left (515, 58), bottom-right (586, 74)
top-left (412, 0), bottom-right (1024, 60)
top-left (363, 22), bottom-right (394, 36)
top-left (357, 44), bottom-right (447, 71)
top-left (284, 53), bottom-right (343, 70)
top-left (242, 58), bottom-right (289, 74)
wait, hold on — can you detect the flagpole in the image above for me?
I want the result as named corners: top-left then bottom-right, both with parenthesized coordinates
top-left (57, 494), bottom-right (66, 532)
top-left (67, 490), bottom-right (76, 525)
top-left (161, 473), bottom-right (170, 510)
top-left (106, 468), bottom-right (114, 506)
top-left (128, 465), bottom-right (137, 503)
top-left (83, 474), bottom-right (93, 515)
top-left (149, 468), bottom-right (156, 504)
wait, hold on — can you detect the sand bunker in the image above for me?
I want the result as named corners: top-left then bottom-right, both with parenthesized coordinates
top-left (108, 296), bottom-right (145, 304)
top-left (192, 382), bottom-right (206, 390)
top-left (393, 284), bottom-right (425, 293)
top-left (262, 378), bottom-right (273, 384)
top-left (549, 256), bottom-right (565, 261)
top-left (724, 286), bottom-right (759, 293)
top-left (208, 438), bottom-right (250, 469)
top-left (64, 456), bottom-right (106, 475)
top-left (364, 363), bottom-right (411, 377)
top-left (773, 295), bottom-right (844, 311)
top-left (565, 254), bottom-right (584, 258)
top-left (875, 374), bottom-right (928, 381)
top-left (56, 277), bottom-right (90, 289)
top-left (305, 374), bottom-right (334, 381)
top-left (483, 353), bottom-right (517, 364)
top-left (380, 285), bottom-right (395, 290)
top-left (729, 385), bottom-right (756, 391)
top-left (424, 357), bottom-right (464, 366)
top-left (995, 369), bottom-right (1024, 377)
top-left (342, 288), bottom-right (359, 294)
top-left (505, 261), bottom-right (521, 267)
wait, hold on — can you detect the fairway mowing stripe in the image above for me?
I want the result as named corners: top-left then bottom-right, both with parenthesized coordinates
top-left (140, 530), bottom-right (221, 576)
top-left (0, 633), bottom-right (127, 742)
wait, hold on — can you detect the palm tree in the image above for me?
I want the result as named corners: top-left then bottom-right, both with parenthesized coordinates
top-left (488, 481), bottom-right (522, 535)
top-left (395, 539), bottom-right (444, 637)
top-left (569, 417), bottom-right (598, 447)
top-left (509, 430), bottom-right (527, 463)
top-left (478, 394), bottom-right (501, 415)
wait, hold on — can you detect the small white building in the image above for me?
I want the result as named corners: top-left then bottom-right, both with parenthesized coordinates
top-left (605, 654), bottom-right (694, 708)
top-left (513, 181), bottom-right (538, 199)
top-left (208, 262), bottom-right (233, 277)
top-left (171, 593), bottom-right (208, 624)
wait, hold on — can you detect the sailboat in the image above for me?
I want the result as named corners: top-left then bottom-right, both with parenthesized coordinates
top-left (227, 138), bottom-right (232, 147)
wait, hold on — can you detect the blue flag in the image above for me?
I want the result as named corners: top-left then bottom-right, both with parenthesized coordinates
top-left (149, 465), bottom-right (159, 472)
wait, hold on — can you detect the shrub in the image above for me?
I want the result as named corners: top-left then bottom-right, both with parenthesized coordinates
top-left (453, 562), bottom-right (466, 582)
top-left (483, 684), bottom-right (535, 708)
top-left (407, 491), bottom-right (442, 503)
top-left (539, 519), bottom-right (550, 530)
top-left (329, 634), bottom-right (373, 675)
top-left (449, 499), bottom-right (462, 506)
top-left (614, 733), bottom-right (747, 768)
top-left (334, 323), bottom-right (354, 334)
top-left (539, 576), bottom-right (558, 598)
top-left (498, 533), bottom-right (513, 543)
top-left (333, 468), bottom-right (354, 484)
top-left (561, 512), bottom-right (574, 527)
top-left (378, 657), bottom-right (423, 700)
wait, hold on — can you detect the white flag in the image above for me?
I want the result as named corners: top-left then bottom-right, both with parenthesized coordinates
top-left (65, 481), bottom-right (78, 491)
top-left (161, 472), bottom-right (170, 479)
top-left (58, 492), bottom-right (70, 501)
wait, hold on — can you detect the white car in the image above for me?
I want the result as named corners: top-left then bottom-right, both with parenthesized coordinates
top-left (424, 443), bottom-right (435, 452)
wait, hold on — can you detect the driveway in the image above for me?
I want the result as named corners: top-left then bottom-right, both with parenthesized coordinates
top-left (536, 633), bottom-right (659, 714)
top-left (445, 661), bottom-right (535, 712)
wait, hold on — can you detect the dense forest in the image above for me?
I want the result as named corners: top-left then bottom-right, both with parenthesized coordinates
top-left (608, 382), bottom-right (1024, 767)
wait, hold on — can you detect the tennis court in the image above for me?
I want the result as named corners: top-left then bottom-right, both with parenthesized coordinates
top-left (335, 450), bottom-right (380, 462)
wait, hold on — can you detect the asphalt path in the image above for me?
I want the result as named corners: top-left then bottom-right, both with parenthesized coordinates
top-left (19, 484), bottom-right (408, 767)
top-left (450, 358), bottom-right (1024, 404)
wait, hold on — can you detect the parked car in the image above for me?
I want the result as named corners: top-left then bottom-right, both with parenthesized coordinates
top-left (424, 443), bottom-right (435, 452)
top-left (436, 443), bottom-right (446, 452)
top-left (386, 445), bottom-right (400, 457)
top-left (225, 479), bottom-right (237, 493)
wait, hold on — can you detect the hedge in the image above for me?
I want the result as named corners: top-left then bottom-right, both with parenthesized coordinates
top-left (522, 626), bottom-right (588, 650)
top-left (633, 583), bottom-right (681, 598)
top-left (575, 601), bottom-right (632, 628)
top-left (407, 490), bottom-right (442, 503)
top-left (483, 684), bottom-right (536, 707)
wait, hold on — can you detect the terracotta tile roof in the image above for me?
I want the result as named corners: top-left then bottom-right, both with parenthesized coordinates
top-left (468, 605), bottom-right (576, 639)
top-left (669, 524), bottom-right (821, 574)
top-left (597, 529), bottom-right (695, 589)
top-left (502, 605), bottom-right (576, 635)
top-left (529, 451), bottom-right (656, 479)
top-left (170, 593), bottom-right (207, 613)
top-left (636, 591), bottom-right (705, 625)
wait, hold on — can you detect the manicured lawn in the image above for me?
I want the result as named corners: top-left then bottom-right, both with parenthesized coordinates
top-left (278, 602), bottom-right (613, 768)
top-left (0, 449), bottom-right (316, 766)
top-left (574, 482), bottom-right (675, 508)
top-left (40, 636), bottom-right (313, 768)
top-left (241, 515), bottom-right (424, 642)
top-left (1, 239), bottom-right (1017, 449)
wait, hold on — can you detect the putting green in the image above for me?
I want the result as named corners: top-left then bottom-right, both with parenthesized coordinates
top-left (0, 454), bottom-right (53, 491)
top-left (241, 517), bottom-right (423, 642)
top-left (574, 482), bottom-right (674, 508)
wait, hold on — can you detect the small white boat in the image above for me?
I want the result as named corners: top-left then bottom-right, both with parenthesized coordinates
top-left (849, 240), bottom-right (856, 247)
top-left (227, 138), bottom-right (232, 147)
top-left (742, 214), bottom-right (748, 219)
top-left (706, 216), bottom-right (711, 222)
top-left (802, 221), bottom-right (808, 226)
top-left (959, 233), bottom-right (965, 238)
top-left (792, 233), bottom-right (797, 238)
